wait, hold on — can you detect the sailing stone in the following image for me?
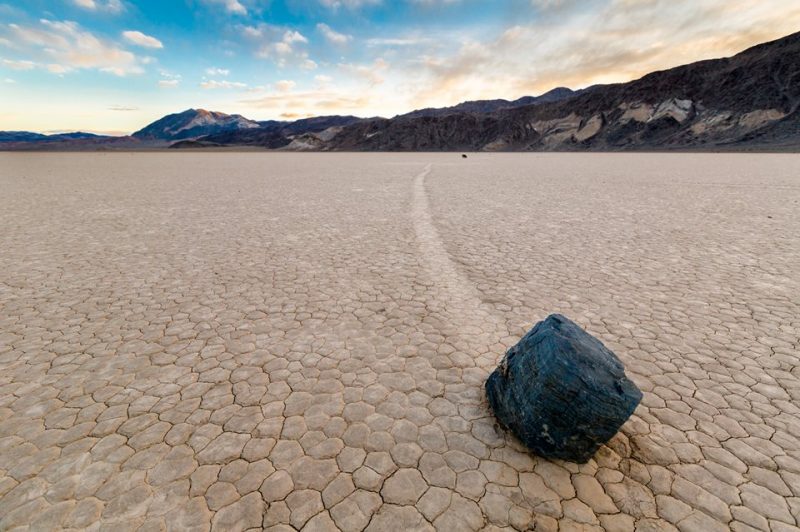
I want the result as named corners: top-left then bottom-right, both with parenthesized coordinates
top-left (486, 314), bottom-right (642, 463)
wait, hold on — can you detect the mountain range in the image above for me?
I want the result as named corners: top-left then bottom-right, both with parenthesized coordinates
top-left (2, 31), bottom-right (799, 152)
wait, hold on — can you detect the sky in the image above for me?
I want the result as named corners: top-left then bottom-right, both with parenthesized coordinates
top-left (1, 0), bottom-right (799, 135)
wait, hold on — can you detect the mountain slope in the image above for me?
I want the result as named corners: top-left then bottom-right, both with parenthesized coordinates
top-left (399, 87), bottom-right (577, 119)
top-left (328, 31), bottom-right (800, 151)
top-left (179, 115), bottom-right (368, 149)
top-left (133, 109), bottom-right (261, 141)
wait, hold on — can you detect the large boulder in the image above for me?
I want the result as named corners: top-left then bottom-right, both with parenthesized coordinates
top-left (486, 314), bottom-right (642, 463)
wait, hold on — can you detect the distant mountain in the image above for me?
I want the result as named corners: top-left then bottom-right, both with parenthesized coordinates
top-left (328, 31), bottom-right (800, 151)
top-left (0, 131), bottom-right (104, 143)
top-left (399, 87), bottom-right (577, 119)
top-left (132, 109), bottom-right (261, 141)
top-left (172, 115), bottom-right (368, 149)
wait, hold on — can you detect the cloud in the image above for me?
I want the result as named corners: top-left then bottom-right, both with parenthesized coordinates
top-left (530, 0), bottom-right (572, 9)
top-left (283, 30), bottom-right (308, 45)
top-left (240, 25), bottom-right (263, 39)
top-left (319, 0), bottom-right (381, 8)
top-left (204, 0), bottom-right (247, 15)
top-left (242, 88), bottom-right (372, 114)
top-left (317, 23), bottom-right (352, 44)
top-left (108, 105), bottom-right (138, 111)
top-left (122, 30), bottom-right (163, 49)
top-left (1, 58), bottom-right (36, 70)
top-left (200, 79), bottom-right (247, 89)
top-left (250, 27), bottom-right (315, 68)
top-left (158, 79), bottom-right (179, 88)
top-left (7, 19), bottom-right (145, 76)
top-left (338, 58), bottom-right (388, 85)
top-left (205, 67), bottom-right (230, 76)
top-left (409, 0), bottom-right (461, 5)
top-left (366, 37), bottom-right (430, 47)
top-left (274, 79), bottom-right (296, 92)
top-left (71, 0), bottom-right (124, 13)
top-left (3, 77), bottom-right (15, 83)
top-left (47, 64), bottom-right (71, 74)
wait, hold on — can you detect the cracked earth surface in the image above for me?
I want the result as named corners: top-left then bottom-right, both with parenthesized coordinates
top-left (0, 152), bottom-right (799, 531)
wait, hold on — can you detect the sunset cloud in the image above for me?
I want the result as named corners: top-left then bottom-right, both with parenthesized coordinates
top-left (317, 23), bottom-right (352, 44)
top-left (71, 0), bottom-right (124, 13)
top-left (7, 19), bottom-right (144, 76)
top-left (122, 30), bottom-right (163, 49)
top-left (200, 79), bottom-right (247, 89)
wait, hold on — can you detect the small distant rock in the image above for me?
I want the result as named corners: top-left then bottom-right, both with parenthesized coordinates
top-left (462, 154), bottom-right (468, 158)
top-left (485, 314), bottom-right (642, 463)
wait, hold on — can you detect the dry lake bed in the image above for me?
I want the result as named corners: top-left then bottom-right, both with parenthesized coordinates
top-left (0, 152), bottom-right (799, 531)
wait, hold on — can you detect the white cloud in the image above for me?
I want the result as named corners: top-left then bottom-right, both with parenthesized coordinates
top-left (200, 79), bottom-right (247, 89)
top-left (409, 0), bottom-right (460, 5)
top-left (158, 79), bottom-right (179, 88)
top-left (159, 69), bottom-right (181, 79)
top-left (366, 37), bottom-right (430, 47)
top-left (3, 77), bottom-right (15, 83)
top-left (122, 30), bottom-right (163, 49)
top-left (314, 74), bottom-right (333, 88)
top-left (206, 67), bottom-right (230, 76)
top-left (8, 19), bottom-right (145, 76)
top-left (242, 87), bottom-right (373, 117)
top-left (275, 79), bottom-right (296, 92)
top-left (204, 0), bottom-right (247, 15)
top-left (72, 0), bottom-right (124, 13)
top-left (1, 58), bottom-right (36, 70)
top-left (338, 58), bottom-right (388, 85)
top-left (283, 30), bottom-right (308, 44)
top-left (47, 64), bottom-right (71, 74)
top-left (319, 0), bottom-right (380, 8)
top-left (241, 25), bottom-right (263, 39)
top-left (254, 28), bottom-right (313, 68)
top-left (317, 23), bottom-right (352, 44)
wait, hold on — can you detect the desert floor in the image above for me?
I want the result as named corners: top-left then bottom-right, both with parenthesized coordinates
top-left (0, 152), bottom-right (798, 531)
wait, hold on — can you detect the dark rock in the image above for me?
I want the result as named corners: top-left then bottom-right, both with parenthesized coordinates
top-left (485, 314), bottom-right (642, 463)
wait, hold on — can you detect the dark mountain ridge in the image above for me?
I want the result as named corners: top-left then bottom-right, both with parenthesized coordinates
top-left (398, 87), bottom-right (578, 119)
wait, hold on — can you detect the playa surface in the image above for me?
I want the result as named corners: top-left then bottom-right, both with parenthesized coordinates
top-left (0, 152), bottom-right (798, 531)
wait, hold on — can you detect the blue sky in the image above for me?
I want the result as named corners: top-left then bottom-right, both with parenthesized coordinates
top-left (1, 0), bottom-right (798, 134)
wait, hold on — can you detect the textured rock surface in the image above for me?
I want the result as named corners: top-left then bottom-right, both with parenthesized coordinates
top-left (486, 314), bottom-right (642, 462)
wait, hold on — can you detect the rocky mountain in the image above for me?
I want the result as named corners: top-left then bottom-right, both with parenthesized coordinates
top-left (0, 131), bottom-right (105, 143)
top-left (327, 31), bottom-right (800, 151)
top-left (132, 109), bottom-right (261, 141)
top-left (168, 115), bottom-right (366, 149)
top-left (399, 87), bottom-right (577, 119)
